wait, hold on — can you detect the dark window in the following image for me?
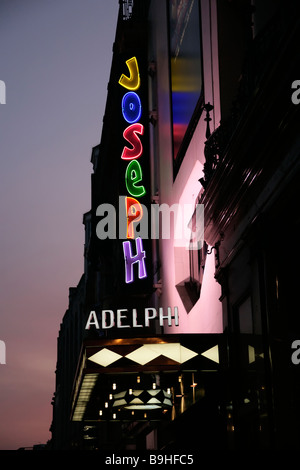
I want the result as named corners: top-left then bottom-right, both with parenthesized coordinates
top-left (175, 240), bottom-right (207, 313)
top-left (168, 0), bottom-right (204, 176)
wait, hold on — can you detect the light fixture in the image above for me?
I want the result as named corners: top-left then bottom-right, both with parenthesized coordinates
top-left (201, 345), bottom-right (219, 364)
top-left (112, 383), bottom-right (117, 390)
top-left (109, 394), bottom-right (113, 400)
top-left (112, 388), bottom-right (172, 411)
top-left (88, 348), bottom-right (123, 367)
top-left (88, 343), bottom-right (198, 368)
top-left (125, 343), bottom-right (198, 366)
top-left (105, 402), bottom-right (108, 408)
top-left (72, 373), bottom-right (98, 422)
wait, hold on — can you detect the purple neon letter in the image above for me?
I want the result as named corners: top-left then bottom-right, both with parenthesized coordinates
top-left (122, 237), bottom-right (147, 283)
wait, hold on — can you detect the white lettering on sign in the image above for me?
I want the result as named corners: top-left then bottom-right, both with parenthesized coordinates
top-left (85, 307), bottom-right (179, 330)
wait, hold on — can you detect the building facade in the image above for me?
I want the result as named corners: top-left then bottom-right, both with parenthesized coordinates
top-left (51, 0), bottom-right (300, 450)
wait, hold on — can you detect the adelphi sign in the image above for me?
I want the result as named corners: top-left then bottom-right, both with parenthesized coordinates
top-left (85, 306), bottom-right (179, 330)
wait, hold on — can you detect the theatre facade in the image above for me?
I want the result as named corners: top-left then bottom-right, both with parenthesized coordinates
top-left (50, 0), bottom-right (300, 450)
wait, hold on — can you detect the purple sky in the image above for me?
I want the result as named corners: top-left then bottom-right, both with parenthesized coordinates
top-left (0, 0), bottom-right (119, 450)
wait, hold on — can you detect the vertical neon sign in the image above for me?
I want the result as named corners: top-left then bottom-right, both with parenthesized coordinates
top-left (119, 57), bottom-right (148, 284)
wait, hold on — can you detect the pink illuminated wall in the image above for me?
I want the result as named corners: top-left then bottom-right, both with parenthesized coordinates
top-left (148, 0), bottom-right (222, 334)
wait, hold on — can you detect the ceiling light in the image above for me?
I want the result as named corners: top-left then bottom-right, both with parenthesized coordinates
top-left (88, 348), bottom-right (123, 367)
top-left (72, 373), bottom-right (98, 422)
top-left (125, 343), bottom-right (198, 366)
top-left (112, 389), bottom-right (172, 411)
top-left (201, 345), bottom-right (219, 364)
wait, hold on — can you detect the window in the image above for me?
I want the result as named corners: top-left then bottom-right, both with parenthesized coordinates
top-left (175, 240), bottom-right (207, 313)
top-left (237, 296), bottom-right (253, 335)
top-left (168, 0), bottom-right (204, 176)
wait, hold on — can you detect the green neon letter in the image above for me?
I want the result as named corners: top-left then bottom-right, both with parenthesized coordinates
top-left (125, 160), bottom-right (146, 198)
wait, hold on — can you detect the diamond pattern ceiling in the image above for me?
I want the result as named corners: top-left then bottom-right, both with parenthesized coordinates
top-left (88, 343), bottom-right (198, 367)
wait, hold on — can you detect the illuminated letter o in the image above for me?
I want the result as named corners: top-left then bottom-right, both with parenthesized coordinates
top-left (122, 92), bottom-right (142, 124)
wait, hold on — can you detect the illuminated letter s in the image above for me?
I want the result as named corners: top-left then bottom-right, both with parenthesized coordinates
top-left (121, 123), bottom-right (144, 160)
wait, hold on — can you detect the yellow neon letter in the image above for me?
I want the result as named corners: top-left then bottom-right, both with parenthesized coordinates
top-left (119, 57), bottom-right (140, 91)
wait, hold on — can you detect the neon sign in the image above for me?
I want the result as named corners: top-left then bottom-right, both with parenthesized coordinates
top-left (122, 92), bottom-right (142, 124)
top-left (123, 237), bottom-right (147, 283)
top-left (119, 57), bottom-right (148, 284)
top-left (121, 123), bottom-right (144, 160)
top-left (118, 56), bottom-right (140, 91)
top-left (125, 197), bottom-right (143, 239)
top-left (125, 160), bottom-right (146, 198)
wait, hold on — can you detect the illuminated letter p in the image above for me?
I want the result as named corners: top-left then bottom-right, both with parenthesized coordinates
top-left (126, 196), bottom-right (143, 239)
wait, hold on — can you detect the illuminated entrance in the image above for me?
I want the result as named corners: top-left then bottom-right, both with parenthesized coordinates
top-left (71, 335), bottom-right (224, 429)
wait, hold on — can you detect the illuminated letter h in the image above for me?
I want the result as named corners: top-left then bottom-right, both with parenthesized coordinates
top-left (123, 237), bottom-right (147, 283)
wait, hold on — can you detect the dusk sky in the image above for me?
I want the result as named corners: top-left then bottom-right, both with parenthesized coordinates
top-left (0, 0), bottom-right (119, 450)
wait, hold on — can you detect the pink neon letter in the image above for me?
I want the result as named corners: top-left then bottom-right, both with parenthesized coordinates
top-left (121, 123), bottom-right (144, 160)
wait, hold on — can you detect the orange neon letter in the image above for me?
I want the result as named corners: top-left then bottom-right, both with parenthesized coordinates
top-left (121, 123), bottom-right (144, 160)
top-left (125, 197), bottom-right (143, 239)
top-left (119, 57), bottom-right (140, 91)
